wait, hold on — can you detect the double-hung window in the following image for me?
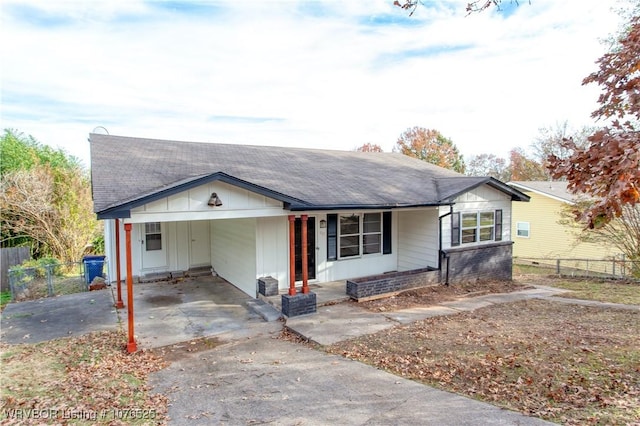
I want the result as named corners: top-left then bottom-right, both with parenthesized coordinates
top-left (339, 214), bottom-right (361, 258)
top-left (363, 213), bottom-right (382, 254)
top-left (452, 210), bottom-right (502, 246)
top-left (144, 222), bottom-right (162, 251)
top-left (327, 212), bottom-right (391, 260)
top-left (516, 222), bottom-right (530, 238)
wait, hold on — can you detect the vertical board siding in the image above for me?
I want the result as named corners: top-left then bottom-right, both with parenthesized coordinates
top-left (211, 218), bottom-right (257, 297)
top-left (175, 221), bottom-right (190, 271)
top-left (134, 181), bottom-right (283, 215)
top-left (256, 217), bottom-right (288, 291)
top-left (397, 209), bottom-right (439, 271)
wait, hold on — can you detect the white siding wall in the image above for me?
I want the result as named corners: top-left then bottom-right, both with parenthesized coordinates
top-left (256, 217), bottom-right (289, 289)
top-left (316, 212), bottom-right (398, 282)
top-left (104, 220), bottom-right (143, 283)
top-left (397, 208), bottom-right (439, 271)
top-left (175, 221), bottom-right (190, 271)
top-left (211, 218), bottom-right (257, 297)
top-left (440, 185), bottom-right (513, 251)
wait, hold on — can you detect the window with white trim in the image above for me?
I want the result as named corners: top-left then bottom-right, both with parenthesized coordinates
top-left (339, 214), bottom-right (361, 258)
top-left (452, 210), bottom-right (502, 246)
top-left (144, 222), bottom-right (162, 251)
top-left (516, 221), bottom-right (530, 238)
top-left (327, 212), bottom-right (390, 260)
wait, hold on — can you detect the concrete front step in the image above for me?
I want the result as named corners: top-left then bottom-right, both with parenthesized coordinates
top-left (246, 299), bottom-right (282, 322)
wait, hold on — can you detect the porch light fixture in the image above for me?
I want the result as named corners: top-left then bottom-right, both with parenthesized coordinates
top-left (319, 219), bottom-right (327, 228)
top-left (208, 192), bottom-right (223, 207)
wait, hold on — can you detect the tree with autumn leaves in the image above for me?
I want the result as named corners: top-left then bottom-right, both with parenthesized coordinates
top-left (394, 127), bottom-right (466, 173)
top-left (354, 127), bottom-right (466, 173)
top-left (548, 15), bottom-right (640, 229)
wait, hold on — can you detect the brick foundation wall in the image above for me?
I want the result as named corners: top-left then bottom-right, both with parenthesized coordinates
top-left (281, 292), bottom-right (317, 317)
top-left (442, 241), bottom-right (513, 284)
top-left (346, 268), bottom-right (440, 301)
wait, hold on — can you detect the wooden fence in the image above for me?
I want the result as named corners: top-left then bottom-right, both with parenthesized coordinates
top-left (1, 247), bottom-right (31, 292)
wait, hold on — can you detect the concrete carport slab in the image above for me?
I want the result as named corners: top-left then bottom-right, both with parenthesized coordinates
top-left (0, 276), bottom-right (272, 349)
top-left (133, 277), bottom-right (269, 348)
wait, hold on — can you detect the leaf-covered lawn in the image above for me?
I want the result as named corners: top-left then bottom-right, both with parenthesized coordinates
top-left (327, 300), bottom-right (640, 425)
top-left (550, 279), bottom-right (640, 305)
top-left (0, 330), bottom-right (168, 425)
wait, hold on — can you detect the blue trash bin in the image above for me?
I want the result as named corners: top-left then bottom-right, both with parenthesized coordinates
top-left (83, 255), bottom-right (106, 285)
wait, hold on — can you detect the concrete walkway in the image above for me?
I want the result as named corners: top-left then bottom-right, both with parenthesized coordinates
top-left (285, 285), bottom-right (570, 346)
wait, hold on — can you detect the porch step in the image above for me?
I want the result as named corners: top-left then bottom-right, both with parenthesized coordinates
top-left (187, 266), bottom-right (212, 277)
top-left (246, 299), bottom-right (282, 322)
top-left (139, 272), bottom-right (172, 283)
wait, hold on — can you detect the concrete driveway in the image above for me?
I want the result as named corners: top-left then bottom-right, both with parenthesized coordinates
top-left (0, 276), bottom-right (266, 348)
top-left (149, 333), bottom-right (553, 425)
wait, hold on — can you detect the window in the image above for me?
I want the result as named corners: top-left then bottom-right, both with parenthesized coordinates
top-left (145, 222), bottom-right (162, 251)
top-left (363, 213), bottom-right (382, 254)
top-left (452, 210), bottom-right (502, 246)
top-left (516, 222), bottom-right (530, 238)
top-left (339, 214), bottom-right (361, 258)
top-left (327, 212), bottom-right (391, 260)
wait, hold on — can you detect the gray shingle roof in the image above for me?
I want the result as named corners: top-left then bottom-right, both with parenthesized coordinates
top-left (508, 181), bottom-right (576, 203)
top-left (90, 134), bottom-right (527, 217)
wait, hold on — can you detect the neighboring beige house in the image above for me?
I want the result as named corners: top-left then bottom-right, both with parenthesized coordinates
top-left (508, 181), bottom-right (623, 273)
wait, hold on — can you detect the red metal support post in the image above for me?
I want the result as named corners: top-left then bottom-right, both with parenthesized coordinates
top-left (288, 215), bottom-right (297, 296)
top-left (114, 219), bottom-right (124, 309)
top-left (301, 214), bottom-right (309, 294)
top-left (124, 223), bottom-right (137, 353)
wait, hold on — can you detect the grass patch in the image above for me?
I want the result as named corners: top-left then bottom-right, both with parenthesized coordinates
top-left (328, 300), bottom-right (640, 425)
top-left (513, 262), bottom-right (556, 275)
top-left (551, 279), bottom-right (640, 305)
top-left (0, 330), bottom-right (168, 425)
top-left (0, 292), bottom-right (11, 310)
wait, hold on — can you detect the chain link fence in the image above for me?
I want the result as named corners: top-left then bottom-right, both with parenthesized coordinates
top-left (8, 258), bottom-right (109, 302)
top-left (514, 256), bottom-right (640, 280)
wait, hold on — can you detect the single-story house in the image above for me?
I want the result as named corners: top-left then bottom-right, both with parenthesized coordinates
top-left (508, 181), bottom-right (623, 272)
top-left (90, 134), bottom-right (528, 327)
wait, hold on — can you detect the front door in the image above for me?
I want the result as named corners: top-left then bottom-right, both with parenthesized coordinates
top-left (141, 222), bottom-right (168, 270)
top-left (294, 217), bottom-right (316, 281)
top-left (189, 221), bottom-right (211, 268)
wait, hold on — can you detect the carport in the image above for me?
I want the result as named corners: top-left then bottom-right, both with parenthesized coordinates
top-left (132, 276), bottom-right (264, 348)
top-left (0, 276), bottom-right (268, 349)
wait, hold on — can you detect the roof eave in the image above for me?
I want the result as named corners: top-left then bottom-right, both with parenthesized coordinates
top-left (440, 177), bottom-right (530, 203)
top-left (507, 182), bottom-right (572, 204)
top-left (286, 202), bottom-right (449, 212)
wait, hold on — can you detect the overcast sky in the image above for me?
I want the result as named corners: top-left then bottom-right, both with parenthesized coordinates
top-left (1, 0), bottom-right (624, 168)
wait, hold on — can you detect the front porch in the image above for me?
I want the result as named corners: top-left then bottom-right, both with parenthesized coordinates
top-left (259, 280), bottom-right (351, 312)
top-left (259, 266), bottom-right (442, 316)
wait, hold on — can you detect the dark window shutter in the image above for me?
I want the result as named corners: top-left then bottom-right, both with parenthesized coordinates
top-left (327, 214), bottom-right (338, 260)
top-left (495, 209), bottom-right (503, 241)
top-left (382, 211), bottom-right (392, 254)
top-left (451, 212), bottom-right (460, 246)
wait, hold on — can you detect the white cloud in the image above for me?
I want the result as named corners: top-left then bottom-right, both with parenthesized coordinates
top-left (1, 0), bottom-right (623, 168)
